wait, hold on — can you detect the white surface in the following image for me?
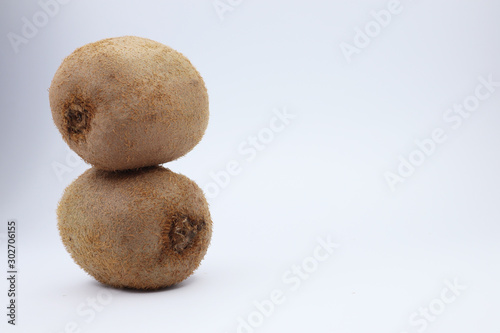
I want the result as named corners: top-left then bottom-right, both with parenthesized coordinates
top-left (1, 0), bottom-right (500, 332)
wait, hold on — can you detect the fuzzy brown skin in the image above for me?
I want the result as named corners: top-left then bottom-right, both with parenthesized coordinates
top-left (49, 36), bottom-right (209, 171)
top-left (57, 166), bottom-right (212, 290)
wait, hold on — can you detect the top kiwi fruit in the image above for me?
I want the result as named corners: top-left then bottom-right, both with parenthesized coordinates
top-left (49, 36), bottom-right (209, 171)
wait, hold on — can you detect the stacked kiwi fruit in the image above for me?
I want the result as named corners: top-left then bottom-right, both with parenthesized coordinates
top-left (49, 36), bottom-right (212, 290)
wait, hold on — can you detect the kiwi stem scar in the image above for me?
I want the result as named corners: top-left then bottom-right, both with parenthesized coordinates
top-left (168, 216), bottom-right (205, 253)
top-left (65, 101), bottom-right (91, 142)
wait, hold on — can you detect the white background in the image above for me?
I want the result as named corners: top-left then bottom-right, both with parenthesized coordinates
top-left (1, 0), bottom-right (500, 332)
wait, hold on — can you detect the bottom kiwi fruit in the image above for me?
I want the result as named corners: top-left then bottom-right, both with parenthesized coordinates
top-left (57, 166), bottom-right (212, 290)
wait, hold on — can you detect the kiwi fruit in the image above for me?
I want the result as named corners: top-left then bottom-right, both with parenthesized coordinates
top-left (57, 166), bottom-right (212, 290)
top-left (49, 36), bottom-right (209, 171)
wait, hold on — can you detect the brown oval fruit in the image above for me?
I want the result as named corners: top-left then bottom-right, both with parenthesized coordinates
top-left (49, 36), bottom-right (209, 171)
top-left (57, 166), bottom-right (212, 289)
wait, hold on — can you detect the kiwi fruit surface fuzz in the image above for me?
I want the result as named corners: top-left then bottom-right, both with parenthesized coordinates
top-left (49, 36), bottom-right (209, 171)
top-left (57, 166), bottom-right (212, 289)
